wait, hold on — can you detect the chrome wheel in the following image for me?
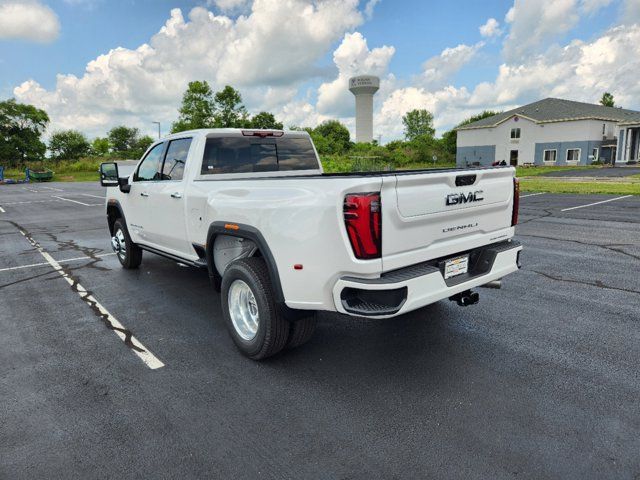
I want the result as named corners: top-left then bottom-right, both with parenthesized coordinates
top-left (113, 229), bottom-right (127, 262)
top-left (228, 279), bottom-right (259, 341)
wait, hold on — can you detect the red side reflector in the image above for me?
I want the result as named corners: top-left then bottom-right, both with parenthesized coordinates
top-left (343, 193), bottom-right (381, 260)
top-left (293, 264), bottom-right (303, 270)
top-left (241, 130), bottom-right (284, 138)
top-left (512, 178), bottom-right (520, 226)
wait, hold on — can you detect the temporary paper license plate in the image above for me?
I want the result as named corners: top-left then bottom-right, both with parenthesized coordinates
top-left (444, 255), bottom-right (469, 279)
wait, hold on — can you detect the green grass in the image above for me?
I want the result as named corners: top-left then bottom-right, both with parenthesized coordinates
top-left (515, 165), bottom-right (600, 177)
top-left (520, 178), bottom-right (640, 195)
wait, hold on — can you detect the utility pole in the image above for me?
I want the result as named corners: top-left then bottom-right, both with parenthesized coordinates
top-left (152, 121), bottom-right (161, 139)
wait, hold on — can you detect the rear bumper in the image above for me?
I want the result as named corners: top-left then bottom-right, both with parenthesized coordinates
top-left (332, 240), bottom-right (522, 318)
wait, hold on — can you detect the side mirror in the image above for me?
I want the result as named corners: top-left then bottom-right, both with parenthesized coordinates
top-left (100, 162), bottom-right (119, 187)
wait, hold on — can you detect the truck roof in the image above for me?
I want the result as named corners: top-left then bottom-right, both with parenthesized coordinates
top-left (161, 128), bottom-right (309, 140)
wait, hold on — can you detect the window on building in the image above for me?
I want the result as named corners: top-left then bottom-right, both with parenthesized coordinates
top-left (602, 123), bottom-right (606, 135)
top-left (591, 147), bottom-right (599, 162)
top-left (543, 149), bottom-right (557, 163)
top-left (566, 149), bottom-right (581, 162)
top-left (510, 128), bottom-right (521, 139)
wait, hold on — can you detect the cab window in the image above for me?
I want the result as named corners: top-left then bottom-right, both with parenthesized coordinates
top-left (161, 138), bottom-right (192, 181)
top-left (135, 143), bottom-right (164, 181)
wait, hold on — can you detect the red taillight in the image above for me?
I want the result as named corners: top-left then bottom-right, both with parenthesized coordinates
top-left (512, 178), bottom-right (520, 226)
top-left (344, 193), bottom-right (381, 260)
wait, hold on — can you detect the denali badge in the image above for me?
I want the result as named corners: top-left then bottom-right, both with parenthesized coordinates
top-left (446, 190), bottom-right (484, 206)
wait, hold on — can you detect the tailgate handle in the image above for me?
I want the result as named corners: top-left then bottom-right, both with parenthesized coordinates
top-left (455, 174), bottom-right (476, 187)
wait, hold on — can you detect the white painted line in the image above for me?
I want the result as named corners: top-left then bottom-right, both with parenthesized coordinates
top-left (520, 192), bottom-right (546, 198)
top-left (80, 193), bottom-right (106, 199)
top-left (17, 229), bottom-right (164, 370)
top-left (41, 186), bottom-right (64, 192)
top-left (560, 195), bottom-right (633, 212)
top-left (51, 195), bottom-right (101, 207)
top-left (0, 206), bottom-right (5, 213)
top-left (2, 200), bottom-right (58, 206)
top-left (27, 188), bottom-right (39, 193)
top-left (0, 253), bottom-right (116, 273)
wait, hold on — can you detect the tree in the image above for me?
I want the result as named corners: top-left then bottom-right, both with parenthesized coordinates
top-left (250, 111), bottom-right (283, 130)
top-left (402, 109), bottom-right (435, 141)
top-left (108, 126), bottom-right (140, 155)
top-left (131, 135), bottom-right (154, 158)
top-left (48, 130), bottom-right (90, 161)
top-left (441, 110), bottom-right (501, 156)
top-left (313, 120), bottom-right (351, 154)
top-left (214, 85), bottom-right (248, 128)
top-left (600, 92), bottom-right (615, 107)
top-left (91, 137), bottom-right (110, 156)
top-left (172, 81), bottom-right (216, 133)
top-left (0, 99), bottom-right (49, 167)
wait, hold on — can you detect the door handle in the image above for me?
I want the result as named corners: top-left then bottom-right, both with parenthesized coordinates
top-left (170, 192), bottom-right (182, 199)
top-left (140, 192), bottom-right (149, 197)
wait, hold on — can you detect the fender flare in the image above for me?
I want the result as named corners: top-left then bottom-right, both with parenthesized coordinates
top-left (106, 199), bottom-right (128, 235)
top-left (206, 222), bottom-right (285, 304)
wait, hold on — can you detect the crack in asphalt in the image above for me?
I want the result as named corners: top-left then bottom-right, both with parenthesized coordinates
top-left (530, 269), bottom-right (640, 296)
top-left (517, 233), bottom-right (640, 262)
top-left (0, 220), bottom-right (144, 353)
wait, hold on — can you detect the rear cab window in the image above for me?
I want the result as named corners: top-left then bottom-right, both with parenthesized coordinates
top-left (201, 133), bottom-right (319, 175)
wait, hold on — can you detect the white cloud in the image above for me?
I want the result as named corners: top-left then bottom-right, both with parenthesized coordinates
top-left (364, 0), bottom-right (380, 19)
top-left (0, 0), bottom-right (60, 43)
top-left (579, 0), bottom-right (614, 14)
top-left (479, 18), bottom-right (502, 37)
top-left (622, 0), bottom-right (640, 23)
top-left (316, 32), bottom-right (394, 116)
top-left (14, 1), bottom-right (364, 136)
top-left (502, 0), bottom-right (579, 64)
top-left (206, 0), bottom-right (251, 14)
top-left (420, 42), bottom-right (483, 89)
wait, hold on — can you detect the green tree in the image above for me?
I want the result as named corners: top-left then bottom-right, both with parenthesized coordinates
top-left (600, 92), bottom-right (615, 107)
top-left (172, 80), bottom-right (216, 133)
top-left (441, 110), bottom-right (501, 156)
top-left (402, 109), bottom-right (435, 141)
top-left (108, 126), bottom-right (140, 156)
top-left (48, 129), bottom-right (90, 161)
top-left (131, 135), bottom-right (154, 158)
top-left (250, 111), bottom-right (283, 129)
top-left (0, 99), bottom-right (49, 167)
top-left (214, 85), bottom-right (248, 128)
top-left (312, 120), bottom-right (351, 154)
top-left (91, 137), bottom-right (110, 156)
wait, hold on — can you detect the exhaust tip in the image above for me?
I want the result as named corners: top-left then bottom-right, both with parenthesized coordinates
top-left (480, 280), bottom-right (502, 289)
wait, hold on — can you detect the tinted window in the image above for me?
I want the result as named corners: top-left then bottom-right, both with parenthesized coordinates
top-left (135, 143), bottom-right (164, 181)
top-left (162, 138), bottom-right (192, 181)
top-left (201, 136), bottom-right (318, 174)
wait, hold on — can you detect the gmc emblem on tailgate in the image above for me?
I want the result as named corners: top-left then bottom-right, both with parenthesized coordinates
top-left (446, 190), bottom-right (484, 206)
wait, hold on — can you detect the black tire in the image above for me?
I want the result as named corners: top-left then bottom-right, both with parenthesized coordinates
top-left (286, 314), bottom-right (317, 350)
top-left (113, 219), bottom-right (142, 269)
top-left (221, 257), bottom-right (289, 360)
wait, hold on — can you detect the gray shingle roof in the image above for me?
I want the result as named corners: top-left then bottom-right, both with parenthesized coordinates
top-left (457, 97), bottom-right (640, 130)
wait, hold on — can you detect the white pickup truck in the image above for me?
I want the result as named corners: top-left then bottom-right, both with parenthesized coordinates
top-left (99, 128), bottom-right (522, 359)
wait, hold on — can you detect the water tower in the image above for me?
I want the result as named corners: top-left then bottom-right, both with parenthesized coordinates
top-left (349, 75), bottom-right (380, 143)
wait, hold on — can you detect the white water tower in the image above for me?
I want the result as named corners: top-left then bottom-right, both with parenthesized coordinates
top-left (349, 75), bottom-right (380, 143)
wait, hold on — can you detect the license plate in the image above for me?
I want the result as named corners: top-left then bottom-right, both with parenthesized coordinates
top-left (444, 255), bottom-right (469, 279)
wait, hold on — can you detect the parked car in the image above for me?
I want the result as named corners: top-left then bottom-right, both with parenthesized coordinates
top-left (99, 129), bottom-right (522, 359)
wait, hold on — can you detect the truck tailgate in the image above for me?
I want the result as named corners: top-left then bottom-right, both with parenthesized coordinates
top-left (381, 168), bottom-right (515, 271)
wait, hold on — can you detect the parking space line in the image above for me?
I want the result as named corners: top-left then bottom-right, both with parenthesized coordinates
top-left (41, 186), bottom-right (64, 191)
top-left (520, 192), bottom-right (546, 198)
top-left (0, 253), bottom-right (116, 273)
top-left (80, 193), bottom-right (106, 199)
top-left (17, 228), bottom-right (164, 370)
top-left (51, 195), bottom-right (102, 207)
top-left (560, 195), bottom-right (633, 212)
top-left (0, 206), bottom-right (5, 213)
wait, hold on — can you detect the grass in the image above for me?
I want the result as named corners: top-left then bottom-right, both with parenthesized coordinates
top-left (520, 177), bottom-right (640, 195)
top-left (515, 165), bottom-right (600, 177)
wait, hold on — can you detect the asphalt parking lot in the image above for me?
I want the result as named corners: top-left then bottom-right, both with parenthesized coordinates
top-left (1, 182), bottom-right (639, 479)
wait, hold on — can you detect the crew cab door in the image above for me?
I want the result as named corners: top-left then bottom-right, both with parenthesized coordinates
top-left (126, 142), bottom-right (165, 246)
top-left (146, 137), bottom-right (193, 257)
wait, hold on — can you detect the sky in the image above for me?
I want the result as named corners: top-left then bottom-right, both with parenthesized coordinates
top-left (1, 0), bottom-right (639, 142)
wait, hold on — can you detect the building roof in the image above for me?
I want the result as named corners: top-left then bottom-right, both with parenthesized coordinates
top-left (457, 97), bottom-right (640, 130)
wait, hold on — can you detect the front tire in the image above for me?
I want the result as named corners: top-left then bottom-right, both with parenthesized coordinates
top-left (221, 257), bottom-right (289, 360)
top-left (112, 219), bottom-right (142, 269)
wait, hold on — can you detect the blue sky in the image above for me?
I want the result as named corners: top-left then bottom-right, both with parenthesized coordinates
top-left (1, 0), bottom-right (638, 140)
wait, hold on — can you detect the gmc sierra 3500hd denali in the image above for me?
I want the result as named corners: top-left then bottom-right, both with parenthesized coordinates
top-left (99, 128), bottom-right (522, 360)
